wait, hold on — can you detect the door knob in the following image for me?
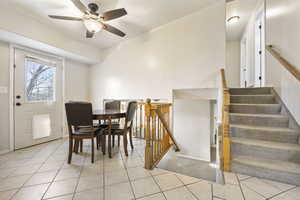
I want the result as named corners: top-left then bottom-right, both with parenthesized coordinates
top-left (16, 95), bottom-right (21, 99)
top-left (16, 102), bottom-right (21, 106)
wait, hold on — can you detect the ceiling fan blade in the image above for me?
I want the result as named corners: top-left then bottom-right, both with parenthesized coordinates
top-left (71, 0), bottom-right (89, 14)
top-left (49, 15), bottom-right (82, 21)
top-left (103, 23), bottom-right (126, 37)
top-left (102, 8), bottom-right (127, 21)
top-left (86, 31), bottom-right (94, 38)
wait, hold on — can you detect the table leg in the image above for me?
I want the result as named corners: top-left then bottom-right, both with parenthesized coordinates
top-left (108, 116), bottom-right (112, 158)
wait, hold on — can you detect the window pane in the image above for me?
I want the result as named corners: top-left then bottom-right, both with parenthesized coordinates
top-left (25, 59), bottom-right (56, 102)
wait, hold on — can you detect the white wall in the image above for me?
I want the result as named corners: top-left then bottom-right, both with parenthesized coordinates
top-left (226, 40), bottom-right (240, 87)
top-left (90, 1), bottom-right (226, 108)
top-left (0, 41), bottom-right (10, 152)
top-left (265, 0), bottom-right (300, 124)
top-left (173, 99), bottom-right (211, 161)
top-left (65, 60), bottom-right (90, 102)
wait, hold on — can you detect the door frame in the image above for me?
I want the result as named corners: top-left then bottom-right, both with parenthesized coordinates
top-left (240, 37), bottom-right (248, 88)
top-left (254, 9), bottom-right (266, 87)
top-left (9, 44), bottom-right (66, 151)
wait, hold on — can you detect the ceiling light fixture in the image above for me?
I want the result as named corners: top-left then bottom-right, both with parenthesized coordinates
top-left (83, 19), bottom-right (103, 33)
top-left (227, 16), bottom-right (240, 24)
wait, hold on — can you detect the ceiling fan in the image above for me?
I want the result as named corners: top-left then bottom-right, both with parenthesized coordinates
top-left (48, 0), bottom-right (127, 38)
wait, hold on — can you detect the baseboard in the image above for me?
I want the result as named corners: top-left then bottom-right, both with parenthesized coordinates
top-left (176, 153), bottom-right (210, 162)
top-left (0, 149), bottom-right (10, 155)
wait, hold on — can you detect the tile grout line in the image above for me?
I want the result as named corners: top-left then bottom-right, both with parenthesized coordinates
top-left (71, 147), bottom-right (88, 200)
top-left (211, 183), bottom-right (214, 200)
top-left (174, 173), bottom-right (201, 200)
top-left (41, 141), bottom-right (71, 200)
top-left (120, 145), bottom-right (138, 200)
top-left (266, 185), bottom-right (298, 200)
top-left (149, 169), bottom-right (168, 200)
top-left (240, 178), bottom-right (272, 199)
top-left (102, 151), bottom-right (105, 200)
top-left (259, 178), bottom-right (297, 194)
top-left (9, 141), bottom-right (64, 200)
top-left (235, 173), bottom-right (246, 200)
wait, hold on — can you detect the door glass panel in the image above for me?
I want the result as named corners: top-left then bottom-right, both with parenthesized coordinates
top-left (25, 59), bottom-right (56, 102)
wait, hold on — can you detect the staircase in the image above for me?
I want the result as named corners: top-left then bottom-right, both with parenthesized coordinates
top-left (229, 87), bottom-right (300, 185)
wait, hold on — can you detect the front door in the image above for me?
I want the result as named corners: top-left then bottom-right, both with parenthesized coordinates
top-left (14, 48), bottom-right (63, 149)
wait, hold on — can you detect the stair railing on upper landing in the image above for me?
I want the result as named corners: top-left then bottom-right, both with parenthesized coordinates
top-left (266, 45), bottom-right (300, 82)
top-left (220, 69), bottom-right (231, 172)
top-left (144, 99), bottom-right (180, 169)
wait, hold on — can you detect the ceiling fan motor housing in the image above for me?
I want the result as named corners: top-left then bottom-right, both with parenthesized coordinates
top-left (88, 3), bottom-right (99, 13)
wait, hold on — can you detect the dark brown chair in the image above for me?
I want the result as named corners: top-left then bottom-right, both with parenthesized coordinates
top-left (107, 101), bottom-right (137, 156)
top-left (104, 100), bottom-right (121, 147)
top-left (105, 100), bottom-right (121, 111)
top-left (65, 102), bottom-right (104, 163)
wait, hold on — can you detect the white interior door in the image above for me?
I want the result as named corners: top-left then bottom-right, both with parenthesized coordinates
top-left (240, 38), bottom-right (248, 88)
top-left (14, 48), bottom-right (63, 149)
top-left (254, 12), bottom-right (265, 87)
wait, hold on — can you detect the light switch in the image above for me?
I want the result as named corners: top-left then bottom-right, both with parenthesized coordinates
top-left (0, 86), bottom-right (8, 94)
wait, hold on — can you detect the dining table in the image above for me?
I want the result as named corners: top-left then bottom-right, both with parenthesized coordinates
top-left (93, 109), bottom-right (126, 158)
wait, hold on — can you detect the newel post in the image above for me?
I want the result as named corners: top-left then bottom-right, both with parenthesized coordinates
top-left (144, 98), bottom-right (153, 169)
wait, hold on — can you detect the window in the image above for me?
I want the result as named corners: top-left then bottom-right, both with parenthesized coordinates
top-left (25, 59), bottom-right (56, 102)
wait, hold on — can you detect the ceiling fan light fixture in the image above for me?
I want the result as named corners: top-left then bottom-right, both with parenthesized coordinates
top-left (83, 19), bottom-right (103, 33)
top-left (227, 16), bottom-right (240, 24)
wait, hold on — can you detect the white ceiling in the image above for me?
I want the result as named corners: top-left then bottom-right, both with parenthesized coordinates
top-left (226, 0), bottom-right (261, 41)
top-left (2, 0), bottom-right (218, 49)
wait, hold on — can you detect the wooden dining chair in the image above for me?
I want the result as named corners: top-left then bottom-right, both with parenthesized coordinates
top-left (104, 100), bottom-right (121, 147)
top-left (65, 102), bottom-right (104, 163)
top-left (105, 100), bottom-right (121, 111)
top-left (109, 101), bottom-right (137, 156)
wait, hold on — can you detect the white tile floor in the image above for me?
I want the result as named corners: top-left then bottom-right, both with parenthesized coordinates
top-left (0, 138), bottom-right (299, 200)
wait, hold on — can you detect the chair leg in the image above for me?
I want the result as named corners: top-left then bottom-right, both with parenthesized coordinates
top-left (91, 138), bottom-right (95, 163)
top-left (74, 139), bottom-right (79, 154)
top-left (112, 135), bottom-right (115, 147)
top-left (73, 139), bottom-right (76, 152)
top-left (68, 137), bottom-right (73, 164)
top-left (123, 133), bottom-right (128, 156)
top-left (80, 139), bottom-right (83, 153)
top-left (129, 128), bottom-right (134, 150)
top-left (96, 135), bottom-right (100, 150)
top-left (102, 135), bottom-right (106, 155)
top-left (118, 135), bottom-right (120, 147)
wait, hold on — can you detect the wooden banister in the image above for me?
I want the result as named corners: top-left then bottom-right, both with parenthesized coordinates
top-left (220, 68), bottom-right (228, 89)
top-left (220, 68), bottom-right (231, 172)
top-left (266, 45), bottom-right (300, 82)
top-left (155, 108), bottom-right (180, 152)
top-left (144, 99), bottom-right (180, 169)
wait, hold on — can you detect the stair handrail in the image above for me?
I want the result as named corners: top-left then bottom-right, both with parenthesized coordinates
top-left (221, 68), bottom-right (228, 89)
top-left (220, 68), bottom-right (231, 172)
top-left (144, 99), bottom-right (180, 169)
top-left (266, 45), bottom-right (300, 82)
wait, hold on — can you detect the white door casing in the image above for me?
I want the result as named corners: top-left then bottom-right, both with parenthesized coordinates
top-left (14, 48), bottom-right (63, 149)
top-left (240, 38), bottom-right (248, 88)
top-left (254, 11), bottom-right (266, 87)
